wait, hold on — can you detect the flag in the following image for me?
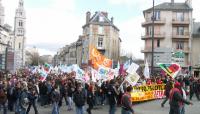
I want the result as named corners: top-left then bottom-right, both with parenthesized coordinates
top-left (38, 69), bottom-right (48, 82)
top-left (125, 72), bottom-right (140, 86)
top-left (144, 60), bottom-right (150, 79)
top-left (127, 63), bottom-right (139, 75)
top-left (44, 63), bottom-right (51, 73)
top-left (157, 63), bottom-right (181, 78)
top-left (90, 47), bottom-right (112, 69)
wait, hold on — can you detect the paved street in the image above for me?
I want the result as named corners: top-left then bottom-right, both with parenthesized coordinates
top-left (8, 97), bottom-right (200, 114)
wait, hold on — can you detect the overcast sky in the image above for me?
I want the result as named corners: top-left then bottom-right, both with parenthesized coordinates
top-left (2, 0), bottom-right (200, 59)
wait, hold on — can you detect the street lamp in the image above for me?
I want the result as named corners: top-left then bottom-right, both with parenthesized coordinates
top-left (151, 0), bottom-right (155, 76)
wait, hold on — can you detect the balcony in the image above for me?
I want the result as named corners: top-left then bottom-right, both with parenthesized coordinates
top-left (172, 19), bottom-right (190, 26)
top-left (141, 33), bottom-right (165, 40)
top-left (142, 18), bottom-right (165, 27)
top-left (172, 33), bottom-right (190, 40)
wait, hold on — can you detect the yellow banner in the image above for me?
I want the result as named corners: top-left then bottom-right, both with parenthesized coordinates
top-left (131, 84), bottom-right (165, 102)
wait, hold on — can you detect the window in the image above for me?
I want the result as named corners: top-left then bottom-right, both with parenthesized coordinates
top-left (98, 37), bottom-right (103, 47)
top-left (18, 21), bottom-right (23, 27)
top-left (20, 12), bottom-right (23, 15)
top-left (98, 26), bottom-right (103, 34)
top-left (176, 41), bottom-right (184, 50)
top-left (19, 43), bottom-right (21, 49)
top-left (176, 12), bottom-right (184, 21)
top-left (154, 11), bottom-right (160, 21)
top-left (157, 39), bottom-right (160, 47)
top-left (177, 27), bottom-right (184, 35)
top-left (147, 26), bottom-right (152, 35)
top-left (99, 16), bottom-right (104, 22)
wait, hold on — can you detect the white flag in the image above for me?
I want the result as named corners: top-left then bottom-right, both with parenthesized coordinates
top-left (144, 60), bottom-right (150, 79)
top-left (127, 63), bottom-right (139, 74)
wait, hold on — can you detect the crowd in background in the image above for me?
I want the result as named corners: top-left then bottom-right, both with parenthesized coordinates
top-left (0, 70), bottom-right (200, 114)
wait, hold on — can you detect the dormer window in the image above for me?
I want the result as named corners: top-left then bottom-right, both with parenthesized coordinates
top-left (99, 16), bottom-right (104, 22)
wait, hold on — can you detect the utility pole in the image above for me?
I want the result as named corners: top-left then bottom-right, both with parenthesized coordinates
top-left (151, 0), bottom-right (155, 76)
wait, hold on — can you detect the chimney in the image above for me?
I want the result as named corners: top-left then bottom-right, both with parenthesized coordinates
top-left (86, 11), bottom-right (91, 24)
top-left (171, 0), bottom-right (174, 4)
top-left (185, 0), bottom-right (192, 8)
top-left (101, 11), bottom-right (108, 17)
top-left (111, 17), bottom-right (114, 24)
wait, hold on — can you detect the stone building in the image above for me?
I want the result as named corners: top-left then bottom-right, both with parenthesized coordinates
top-left (54, 11), bottom-right (121, 67)
top-left (0, 0), bottom-right (26, 72)
top-left (141, 0), bottom-right (193, 68)
top-left (192, 22), bottom-right (200, 77)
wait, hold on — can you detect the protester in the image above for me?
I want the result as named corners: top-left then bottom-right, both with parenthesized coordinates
top-left (73, 83), bottom-right (86, 114)
top-left (121, 86), bottom-right (134, 114)
top-left (107, 79), bottom-right (119, 114)
top-left (189, 77), bottom-right (200, 101)
top-left (26, 87), bottom-right (38, 114)
top-left (0, 81), bottom-right (7, 114)
top-left (169, 82), bottom-right (193, 114)
top-left (51, 85), bottom-right (60, 114)
top-left (86, 85), bottom-right (95, 114)
top-left (161, 78), bottom-right (173, 107)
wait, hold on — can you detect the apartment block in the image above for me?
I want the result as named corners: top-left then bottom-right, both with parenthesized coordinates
top-left (142, 0), bottom-right (192, 68)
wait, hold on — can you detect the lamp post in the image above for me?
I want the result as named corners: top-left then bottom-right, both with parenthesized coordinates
top-left (151, 0), bottom-right (155, 76)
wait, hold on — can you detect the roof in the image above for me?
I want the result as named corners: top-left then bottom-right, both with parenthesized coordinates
top-left (144, 2), bottom-right (193, 13)
top-left (192, 22), bottom-right (200, 38)
top-left (82, 11), bottom-right (119, 31)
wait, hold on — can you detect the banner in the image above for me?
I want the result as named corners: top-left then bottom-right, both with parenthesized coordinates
top-left (131, 84), bottom-right (165, 102)
top-left (157, 63), bottom-right (181, 78)
top-left (126, 72), bottom-right (140, 86)
top-left (127, 63), bottom-right (139, 75)
top-left (90, 47), bottom-right (112, 69)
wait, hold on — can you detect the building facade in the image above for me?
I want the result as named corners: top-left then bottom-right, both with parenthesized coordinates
top-left (0, 0), bottom-right (26, 72)
top-left (54, 11), bottom-right (121, 67)
top-left (142, 0), bottom-right (193, 68)
top-left (192, 22), bottom-right (200, 77)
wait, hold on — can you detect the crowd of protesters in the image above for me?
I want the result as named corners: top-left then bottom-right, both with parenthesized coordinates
top-left (0, 70), bottom-right (200, 114)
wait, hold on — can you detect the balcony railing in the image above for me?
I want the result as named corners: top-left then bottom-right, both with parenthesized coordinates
top-left (172, 32), bottom-right (190, 39)
top-left (172, 18), bottom-right (190, 25)
top-left (142, 18), bottom-right (166, 27)
top-left (141, 32), bottom-right (165, 40)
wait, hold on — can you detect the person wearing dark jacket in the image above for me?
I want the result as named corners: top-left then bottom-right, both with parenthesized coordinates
top-left (107, 79), bottom-right (119, 114)
top-left (39, 82), bottom-right (48, 106)
top-left (26, 88), bottom-right (38, 114)
top-left (161, 79), bottom-right (173, 107)
top-left (121, 86), bottom-right (134, 114)
top-left (86, 85), bottom-right (95, 114)
top-left (73, 84), bottom-right (86, 114)
top-left (189, 78), bottom-right (200, 101)
top-left (51, 85), bottom-right (60, 114)
top-left (169, 82), bottom-right (193, 114)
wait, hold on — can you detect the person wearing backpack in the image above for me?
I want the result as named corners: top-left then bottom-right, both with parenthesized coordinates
top-left (0, 82), bottom-right (7, 114)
